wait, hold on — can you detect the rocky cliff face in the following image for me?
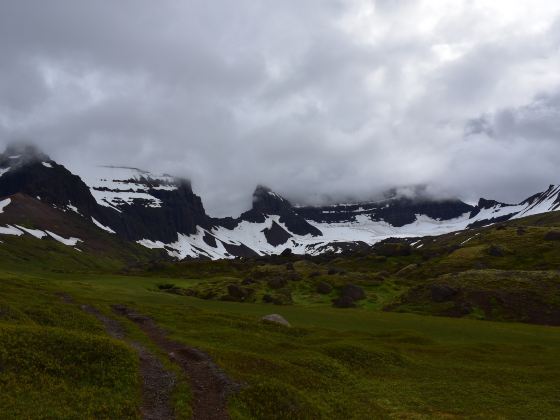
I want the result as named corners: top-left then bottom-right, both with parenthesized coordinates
top-left (296, 196), bottom-right (473, 227)
top-left (1, 144), bottom-right (559, 260)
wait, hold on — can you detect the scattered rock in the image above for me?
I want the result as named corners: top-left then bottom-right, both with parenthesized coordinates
top-left (227, 284), bottom-right (248, 300)
top-left (267, 277), bottom-right (288, 289)
top-left (332, 296), bottom-right (356, 308)
top-left (341, 284), bottom-right (366, 301)
top-left (316, 281), bottom-right (333, 294)
top-left (544, 231), bottom-right (560, 241)
top-left (430, 284), bottom-right (458, 302)
top-left (261, 314), bottom-right (291, 327)
top-left (280, 248), bottom-right (293, 256)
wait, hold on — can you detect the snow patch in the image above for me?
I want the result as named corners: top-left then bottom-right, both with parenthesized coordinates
top-left (66, 203), bottom-right (82, 215)
top-left (92, 217), bottom-right (116, 234)
top-left (46, 231), bottom-right (82, 246)
top-left (0, 225), bottom-right (24, 236)
top-left (0, 198), bottom-right (11, 213)
top-left (0, 167), bottom-right (10, 177)
top-left (42, 162), bottom-right (53, 168)
top-left (16, 225), bottom-right (47, 239)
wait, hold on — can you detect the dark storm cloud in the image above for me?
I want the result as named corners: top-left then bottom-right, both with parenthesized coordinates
top-left (1, 0), bottom-right (560, 215)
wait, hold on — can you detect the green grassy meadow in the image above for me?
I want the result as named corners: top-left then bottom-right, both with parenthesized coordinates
top-left (1, 265), bottom-right (559, 419)
top-left (2, 212), bottom-right (560, 418)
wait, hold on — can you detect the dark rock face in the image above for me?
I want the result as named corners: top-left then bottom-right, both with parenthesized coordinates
top-left (296, 195), bottom-right (473, 227)
top-left (341, 284), bottom-right (366, 301)
top-left (0, 146), bottom-right (215, 246)
top-left (0, 151), bottom-right (103, 220)
top-left (262, 221), bottom-right (292, 246)
top-left (280, 248), bottom-right (293, 257)
top-left (469, 198), bottom-right (509, 218)
top-left (239, 186), bottom-right (322, 238)
top-left (110, 181), bottom-right (211, 243)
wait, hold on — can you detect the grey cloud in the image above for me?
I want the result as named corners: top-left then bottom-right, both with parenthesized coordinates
top-left (1, 0), bottom-right (560, 216)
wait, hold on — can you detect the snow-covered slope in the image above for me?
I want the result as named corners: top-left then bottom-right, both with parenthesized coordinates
top-left (79, 166), bottom-right (179, 211)
top-left (1, 144), bottom-right (560, 260)
top-left (135, 185), bottom-right (560, 259)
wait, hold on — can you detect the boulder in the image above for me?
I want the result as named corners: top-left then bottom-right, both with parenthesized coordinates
top-left (267, 277), bottom-right (288, 289)
top-left (261, 314), bottom-right (291, 327)
top-left (341, 284), bottom-right (366, 301)
top-left (227, 284), bottom-right (248, 300)
top-left (430, 284), bottom-right (458, 302)
top-left (316, 281), bottom-right (333, 294)
top-left (280, 248), bottom-right (293, 256)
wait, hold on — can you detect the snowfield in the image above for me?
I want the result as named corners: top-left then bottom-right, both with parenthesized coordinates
top-left (77, 166), bottom-right (178, 210)
top-left (133, 184), bottom-right (560, 260)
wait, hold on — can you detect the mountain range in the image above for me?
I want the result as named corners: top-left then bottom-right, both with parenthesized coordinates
top-left (0, 144), bottom-right (559, 260)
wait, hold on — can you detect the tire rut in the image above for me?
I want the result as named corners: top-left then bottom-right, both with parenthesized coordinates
top-left (56, 292), bottom-right (176, 420)
top-left (112, 304), bottom-right (239, 420)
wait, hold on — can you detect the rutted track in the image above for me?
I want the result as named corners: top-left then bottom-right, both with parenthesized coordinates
top-left (81, 304), bottom-right (176, 420)
top-left (112, 305), bottom-right (239, 420)
top-left (56, 293), bottom-right (176, 420)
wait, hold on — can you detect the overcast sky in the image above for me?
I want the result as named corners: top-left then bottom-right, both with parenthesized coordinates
top-left (1, 0), bottom-right (560, 216)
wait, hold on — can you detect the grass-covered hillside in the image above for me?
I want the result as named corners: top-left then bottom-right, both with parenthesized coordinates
top-left (1, 211), bottom-right (560, 418)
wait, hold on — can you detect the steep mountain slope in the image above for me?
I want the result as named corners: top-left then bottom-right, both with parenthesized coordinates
top-left (1, 144), bottom-right (560, 260)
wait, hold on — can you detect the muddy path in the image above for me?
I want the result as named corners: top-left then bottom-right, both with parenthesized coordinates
top-left (81, 304), bottom-right (176, 420)
top-left (112, 304), bottom-right (239, 420)
top-left (57, 293), bottom-right (175, 420)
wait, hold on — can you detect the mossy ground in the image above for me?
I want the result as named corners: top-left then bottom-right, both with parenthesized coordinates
top-left (1, 269), bottom-right (560, 418)
top-left (1, 211), bottom-right (560, 418)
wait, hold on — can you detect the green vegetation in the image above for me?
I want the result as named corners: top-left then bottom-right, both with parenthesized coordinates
top-left (1, 211), bottom-right (560, 418)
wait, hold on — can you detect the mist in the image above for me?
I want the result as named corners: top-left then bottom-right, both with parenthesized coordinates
top-left (1, 0), bottom-right (560, 216)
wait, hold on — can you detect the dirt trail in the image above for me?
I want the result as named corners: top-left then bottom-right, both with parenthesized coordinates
top-left (81, 304), bottom-right (176, 420)
top-left (112, 304), bottom-right (239, 420)
top-left (57, 293), bottom-right (175, 420)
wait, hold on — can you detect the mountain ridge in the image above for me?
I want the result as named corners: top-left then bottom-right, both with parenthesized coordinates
top-left (1, 145), bottom-right (559, 260)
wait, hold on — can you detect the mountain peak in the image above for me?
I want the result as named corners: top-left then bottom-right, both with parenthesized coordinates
top-left (252, 185), bottom-right (292, 214)
top-left (1, 143), bottom-right (51, 166)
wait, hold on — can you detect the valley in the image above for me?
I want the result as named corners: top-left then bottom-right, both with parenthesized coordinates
top-left (1, 144), bottom-right (560, 418)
